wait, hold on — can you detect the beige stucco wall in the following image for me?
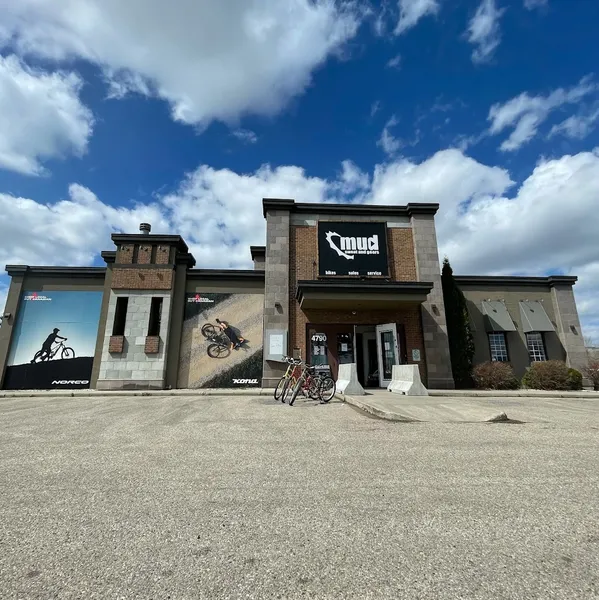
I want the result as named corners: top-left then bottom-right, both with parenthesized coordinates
top-left (461, 286), bottom-right (565, 379)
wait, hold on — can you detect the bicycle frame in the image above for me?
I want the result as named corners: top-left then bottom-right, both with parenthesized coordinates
top-left (47, 341), bottom-right (64, 359)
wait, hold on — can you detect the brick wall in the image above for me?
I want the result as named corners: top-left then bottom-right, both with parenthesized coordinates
top-left (116, 244), bottom-right (134, 264)
top-left (111, 268), bottom-right (173, 290)
top-left (289, 225), bottom-right (317, 363)
top-left (388, 228), bottom-right (418, 281)
top-left (144, 336), bottom-right (160, 354)
top-left (137, 245), bottom-right (152, 264)
top-left (156, 246), bottom-right (171, 264)
top-left (115, 243), bottom-right (171, 266)
top-left (289, 224), bottom-right (427, 382)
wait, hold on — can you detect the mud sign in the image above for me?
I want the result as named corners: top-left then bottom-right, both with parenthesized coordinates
top-left (177, 293), bottom-right (263, 388)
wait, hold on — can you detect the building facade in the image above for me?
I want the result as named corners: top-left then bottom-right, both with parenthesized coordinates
top-left (0, 199), bottom-right (588, 391)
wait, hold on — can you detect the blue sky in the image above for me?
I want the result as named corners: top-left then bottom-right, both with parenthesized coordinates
top-left (0, 0), bottom-right (598, 341)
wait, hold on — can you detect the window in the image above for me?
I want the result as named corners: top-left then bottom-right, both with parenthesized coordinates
top-left (379, 330), bottom-right (397, 381)
top-left (337, 333), bottom-right (354, 365)
top-left (488, 332), bottom-right (509, 362)
top-left (132, 244), bottom-right (140, 264)
top-left (112, 297), bottom-right (128, 336)
top-left (309, 329), bottom-right (330, 374)
top-left (526, 332), bottom-right (547, 362)
top-left (150, 245), bottom-right (157, 264)
top-left (148, 297), bottom-right (163, 336)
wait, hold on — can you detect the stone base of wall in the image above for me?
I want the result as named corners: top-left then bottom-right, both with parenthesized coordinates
top-left (427, 376), bottom-right (455, 390)
top-left (96, 379), bottom-right (164, 391)
top-left (261, 377), bottom-right (279, 389)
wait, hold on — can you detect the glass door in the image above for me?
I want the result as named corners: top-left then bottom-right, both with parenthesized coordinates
top-left (375, 323), bottom-right (399, 388)
top-left (309, 329), bottom-right (330, 375)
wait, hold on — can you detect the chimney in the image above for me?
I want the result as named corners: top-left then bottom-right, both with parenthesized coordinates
top-left (139, 223), bottom-right (151, 235)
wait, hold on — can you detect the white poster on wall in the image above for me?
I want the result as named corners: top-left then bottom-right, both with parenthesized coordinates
top-left (269, 334), bottom-right (284, 357)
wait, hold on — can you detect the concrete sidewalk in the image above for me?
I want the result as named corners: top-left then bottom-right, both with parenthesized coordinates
top-left (429, 389), bottom-right (599, 399)
top-left (0, 388), bottom-right (272, 398)
top-left (341, 391), bottom-right (511, 423)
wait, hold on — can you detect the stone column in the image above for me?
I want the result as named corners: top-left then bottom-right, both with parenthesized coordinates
top-left (410, 214), bottom-right (455, 389)
top-left (0, 267), bottom-right (26, 389)
top-left (262, 209), bottom-right (290, 387)
top-left (551, 283), bottom-right (589, 377)
top-left (97, 290), bottom-right (172, 390)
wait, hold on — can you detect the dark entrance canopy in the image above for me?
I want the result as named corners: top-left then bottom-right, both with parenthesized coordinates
top-left (296, 280), bottom-right (433, 310)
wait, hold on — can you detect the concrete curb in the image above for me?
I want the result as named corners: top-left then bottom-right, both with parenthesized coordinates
top-left (2, 387), bottom-right (597, 401)
top-left (486, 411), bottom-right (510, 423)
top-left (0, 388), bottom-right (272, 399)
top-left (429, 390), bottom-right (599, 399)
top-left (338, 393), bottom-right (420, 422)
top-left (338, 392), bottom-right (513, 424)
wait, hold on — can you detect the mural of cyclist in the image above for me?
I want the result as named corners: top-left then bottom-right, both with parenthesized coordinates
top-left (216, 318), bottom-right (246, 351)
top-left (32, 328), bottom-right (67, 362)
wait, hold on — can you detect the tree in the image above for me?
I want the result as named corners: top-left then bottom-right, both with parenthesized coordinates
top-left (441, 257), bottom-right (475, 388)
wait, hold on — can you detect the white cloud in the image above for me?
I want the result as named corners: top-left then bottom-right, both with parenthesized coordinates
top-left (231, 129), bottom-right (258, 144)
top-left (0, 282), bottom-right (7, 315)
top-left (549, 107), bottom-right (599, 140)
top-left (0, 0), bottom-right (362, 128)
top-left (524, 0), bottom-right (547, 9)
top-left (370, 100), bottom-right (382, 118)
top-left (0, 54), bottom-right (93, 175)
top-left (2, 147), bottom-right (599, 340)
top-left (395, 0), bottom-right (440, 35)
top-left (377, 115), bottom-right (401, 156)
top-left (335, 160), bottom-right (370, 195)
top-left (488, 76), bottom-right (598, 151)
top-left (0, 184), bottom-right (169, 268)
top-left (386, 54), bottom-right (402, 69)
top-left (573, 262), bottom-right (599, 344)
top-left (466, 0), bottom-right (505, 64)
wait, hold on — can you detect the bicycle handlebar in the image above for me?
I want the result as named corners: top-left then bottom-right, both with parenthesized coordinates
top-left (283, 355), bottom-right (303, 365)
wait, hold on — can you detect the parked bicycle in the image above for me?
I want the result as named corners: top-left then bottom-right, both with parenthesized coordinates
top-left (275, 356), bottom-right (336, 405)
top-left (201, 323), bottom-right (231, 359)
top-left (32, 340), bottom-right (75, 363)
top-left (274, 355), bottom-right (303, 401)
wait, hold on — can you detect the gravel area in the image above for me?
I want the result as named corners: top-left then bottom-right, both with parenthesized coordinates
top-left (0, 395), bottom-right (598, 599)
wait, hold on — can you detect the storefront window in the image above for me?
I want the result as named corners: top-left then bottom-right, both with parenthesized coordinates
top-left (310, 331), bottom-right (330, 373)
top-left (337, 333), bottom-right (354, 365)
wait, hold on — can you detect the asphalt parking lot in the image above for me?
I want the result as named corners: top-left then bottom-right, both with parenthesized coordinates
top-left (1, 395), bottom-right (598, 599)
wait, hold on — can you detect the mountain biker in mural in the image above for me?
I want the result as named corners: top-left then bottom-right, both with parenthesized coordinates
top-left (33, 328), bottom-right (67, 362)
top-left (216, 318), bottom-right (246, 351)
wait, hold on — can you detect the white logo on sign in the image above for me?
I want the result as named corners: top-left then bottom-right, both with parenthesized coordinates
top-left (188, 294), bottom-right (215, 303)
top-left (52, 380), bottom-right (89, 385)
top-left (325, 231), bottom-right (380, 261)
top-left (24, 293), bottom-right (52, 302)
top-left (233, 378), bottom-right (258, 385)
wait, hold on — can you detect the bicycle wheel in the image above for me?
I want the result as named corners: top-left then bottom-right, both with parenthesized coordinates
top-left (32, 350), bottom-right (44, 363)
top-left (61, 347), bottom-right (75, 359)
top-left (282, 378), bottom-right (295, 403)
top-left (307, 377), bottom-right (320, 400)
top-left (288, 375), bottom-right (305, 406)
top-left (318, 376), bottom-right (336, 403)
top-left (208, 343), bottom-right (230, 358)
top-left (201, 323), bottom-right (217, 338)
top-left (274, 376), bottom-right (289, 401)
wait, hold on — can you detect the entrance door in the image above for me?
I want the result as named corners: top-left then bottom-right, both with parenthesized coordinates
top-left (375, 323), bottom-right (400, 388)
